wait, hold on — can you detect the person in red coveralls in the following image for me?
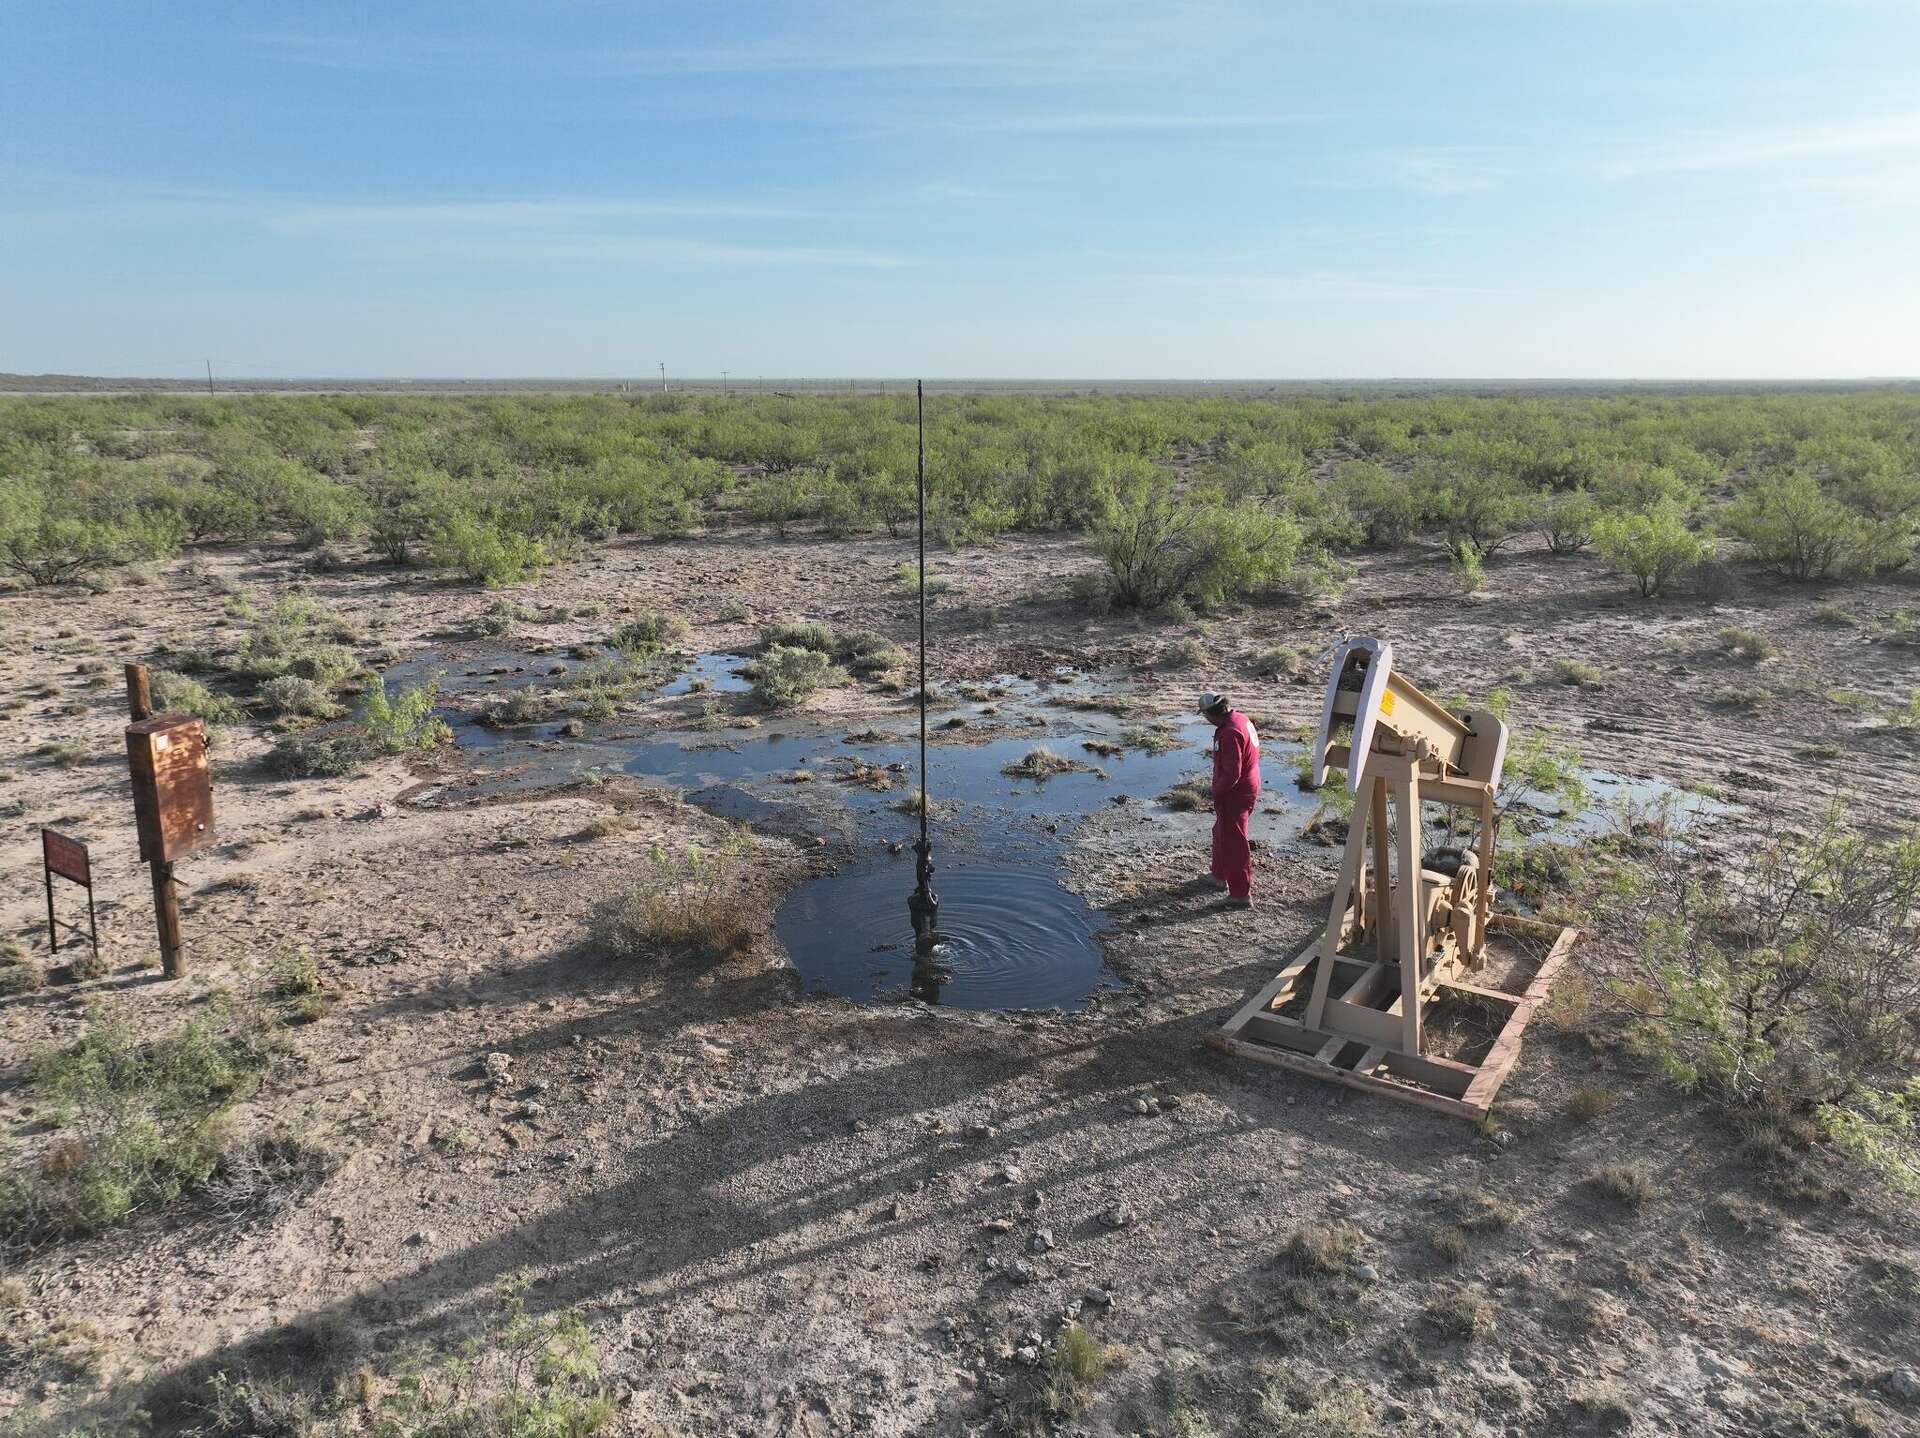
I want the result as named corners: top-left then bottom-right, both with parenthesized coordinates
top-left (1201, 691), bottom-right (1261, 908)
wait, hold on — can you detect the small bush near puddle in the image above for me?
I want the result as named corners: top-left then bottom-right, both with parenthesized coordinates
top-left (1161, 774), bottom-right (1214, 812)
top-left (750, 645), bottom-right (846, 709)
top-left (1004, 745), bottom-right (1089, 780)
top-left (610, 610), bottom-right (687, 656)
top-left (151, 669), bottom-right (243, 725)
top-left (593, 838), bottom-right (754, 964)
top-left (264, 732), bottom-right (365, 779)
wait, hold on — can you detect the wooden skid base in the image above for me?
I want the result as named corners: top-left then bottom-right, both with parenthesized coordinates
top-left (1210, 916), bottom-right (1579, 1122)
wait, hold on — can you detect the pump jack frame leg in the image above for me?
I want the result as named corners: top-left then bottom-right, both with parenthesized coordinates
top-left (1210, 918), bottom-right (1579, 1122)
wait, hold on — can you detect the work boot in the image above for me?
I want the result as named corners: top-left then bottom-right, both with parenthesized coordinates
top-left (1205, 876), bottom-right (1229, 890)
top-left (1226, 895), bottom-right (1253, 910)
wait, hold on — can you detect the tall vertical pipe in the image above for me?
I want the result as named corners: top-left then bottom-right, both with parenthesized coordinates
top-left (909, 380), bottom-right (939, 944)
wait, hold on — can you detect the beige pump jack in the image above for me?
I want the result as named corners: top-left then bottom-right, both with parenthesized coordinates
top-left (1210, 638), bottom-right (1579, 1120)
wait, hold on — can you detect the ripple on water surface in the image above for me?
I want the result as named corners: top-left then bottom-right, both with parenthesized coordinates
top-left (775, 862), bottom-right (1120, 1011)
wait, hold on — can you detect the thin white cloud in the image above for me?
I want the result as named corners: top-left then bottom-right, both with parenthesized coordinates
top-left (266, 197), bottom-right (815, 234)
top-left (931, 111), bottom-right (1327, 135)
top-left (1388, 150), bottom-right (1505, 196)
top-left (907, 180), bottom-right (1012, 203)
top-left (1132, 270), bottom-right (1528, 299)
top-left (500, 236), bottom-right (915, 269)
top-left (0, 182), bottom-right (908, 269)
top-left (1313, 148), bottom-right (1508, 196)
top-left (1604, 112), bottom-right (1920, 179)
top-left (248, 27), bottom-right (1154, 82)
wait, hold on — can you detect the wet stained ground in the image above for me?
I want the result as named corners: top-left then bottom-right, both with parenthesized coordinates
top-left (390, 649), bottom-right (1730, 1012)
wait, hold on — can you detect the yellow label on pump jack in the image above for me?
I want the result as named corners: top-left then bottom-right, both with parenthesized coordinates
top-left (1379, 689), bottom-right (1396, 715)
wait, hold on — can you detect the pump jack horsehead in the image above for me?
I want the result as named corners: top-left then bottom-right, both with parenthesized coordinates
top-left (1210, 638), bottom-right (1580, 1121)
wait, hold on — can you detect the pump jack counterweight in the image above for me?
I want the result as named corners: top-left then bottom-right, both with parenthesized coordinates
top-left (908, 380), bottom-right (940, 948)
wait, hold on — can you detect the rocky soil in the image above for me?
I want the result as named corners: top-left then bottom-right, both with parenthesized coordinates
top-left (3, 529), bottom-right (1918, 1435)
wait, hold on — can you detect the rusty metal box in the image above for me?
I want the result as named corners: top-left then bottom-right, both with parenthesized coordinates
top-left (126, 715), bottom-right (214, 863)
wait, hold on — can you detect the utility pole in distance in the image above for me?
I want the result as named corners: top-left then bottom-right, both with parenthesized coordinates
top-left (205, 360), bottom-right (215, 396)
top-left (659, 362), bottom-right (666, 393)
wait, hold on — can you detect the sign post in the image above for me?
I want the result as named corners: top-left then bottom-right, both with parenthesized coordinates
top-left (124, 663), bottom-right (214, 979)
top-left (41, 829), bottom-right (98, 958)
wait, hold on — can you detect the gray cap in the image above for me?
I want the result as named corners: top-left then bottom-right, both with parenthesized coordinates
top-left (1199, 690), bottom-right (1228, 714)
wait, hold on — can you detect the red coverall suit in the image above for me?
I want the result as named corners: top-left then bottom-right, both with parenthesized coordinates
top-left (1209, 710), bottom-right (1262, 899)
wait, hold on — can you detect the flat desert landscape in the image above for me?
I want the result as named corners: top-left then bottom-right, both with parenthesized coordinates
top-left (3, 388), bottom-right (1917, 1436)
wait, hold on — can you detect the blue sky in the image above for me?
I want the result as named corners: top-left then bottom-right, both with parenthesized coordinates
top-left (3, 2), bottom-right (1918, 378)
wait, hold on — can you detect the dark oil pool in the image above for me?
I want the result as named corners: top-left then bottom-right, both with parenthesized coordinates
top-left (390, 650), bottom-right (1729, 1012)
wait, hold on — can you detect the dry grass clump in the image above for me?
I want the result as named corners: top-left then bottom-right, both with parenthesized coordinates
top-left (0, 945), bottom-right (45, 996)
top-left (760, 618), bottom-right (835, 653)
top-left (1423, 1286), bottom-right (1496, 1342)
top-left (259, 674), bottom-right (340, 719)
top-left (1427, 1225), bottom-right (1470, 1266)
top-left (832, 628), bottom-right (907, 675)
top-left (1711, 684), bottom-right (1772, 709)
top-left (1381, 1333), bottom-right (1440, 1388)
top-left (1588, 1162), bottom-right (1654, 1207)
top-left (1046, 690), bottom-right (1136, 717)
top-left (148, 668), bottom-right (243, 721)
top-left (0, 1277), bottom-right (106, 1388)
top-left (1160, 774), bottom-right (1214, 812)
top-left (1566, 1085), bottom-right (1620, 1121)
top-left (1158, 636), bottom-right (1207, 670)
top-left (476, 597), bottom-right (536, 636)
top-left (1281, 1222), bottom-right (1360, 1277)
top-left (893, 791), bottom-right (955, 820)
top-left (1257, 1380), bottom-right (1380, 1437)
top-left (269, 947), bottom-right (321, 998)
top-left (478, 687), bottom-right (557, 727)
top-left (1568, 1380), bottom-right (1633, 1429)
top-left (837, 760), bottom-right (896, 791)
top-left (1551, 658), bottom-right (1601, 687)
top-left (1707, 1192), bottom-right (1785, 1239)
top-left (592, 838), bottom-right (755, 964)
top-left (1081, 738), bottom-right (1123, 758)
top-left (34, 740), bottom-right (88, 768)
top-left (268, 948), bottom-right (334, 1025)
top-left (1050, 1324), bottom-right (1111, 1386)
top-left (1716, 625), bottom-right (1777, 660)
top-left (1121, 724), bottom-right (1183, 754)
top-left (582, 812), bottom-right (635, 839)
top-left (1003, 745), bottom-right (1089, 780)
top-left (1560, 1286), bottom-right (1629, 1334)
top-left (1248, 644), bottom-right (1309, 678)
top-left (1441, 1188), bottom-right (1517, 1233)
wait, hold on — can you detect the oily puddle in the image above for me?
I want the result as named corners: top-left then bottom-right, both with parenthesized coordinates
top-left (391, 649), bottom-right (1731, 1012)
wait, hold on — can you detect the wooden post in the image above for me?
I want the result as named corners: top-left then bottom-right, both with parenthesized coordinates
top-left (125, 664), bottom-right (185, 979)
top-left (124, 662), bottom-right (152, 722)
top-left (151, 861), bottom-right (183, 979)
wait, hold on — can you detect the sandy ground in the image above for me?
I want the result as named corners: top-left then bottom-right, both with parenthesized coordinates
top-left (3, 529), bottom-right (1918, 1435)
